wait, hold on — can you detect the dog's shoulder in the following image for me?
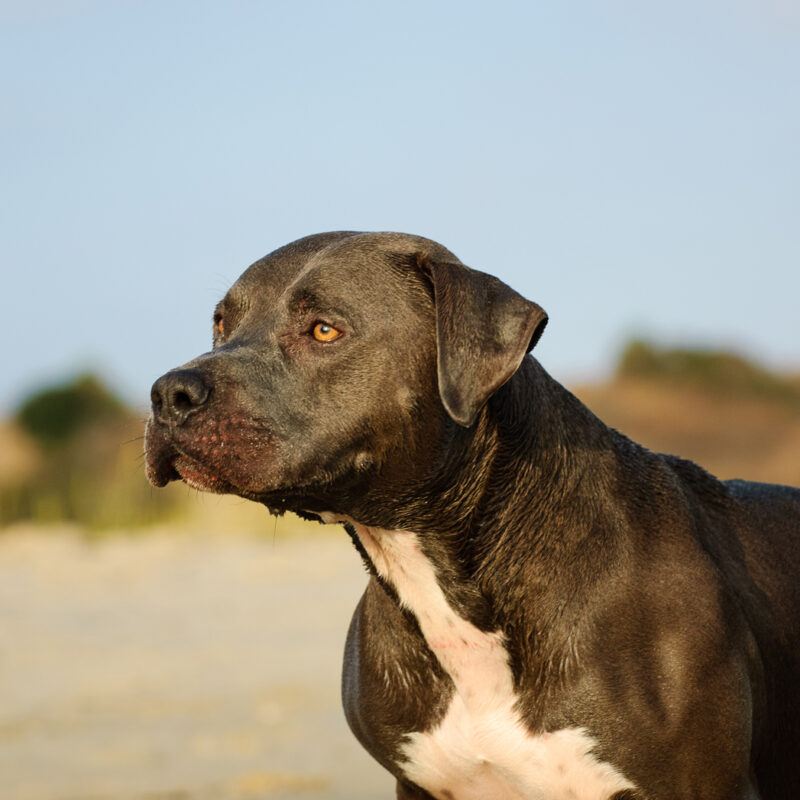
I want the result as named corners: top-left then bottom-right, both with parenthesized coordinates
top-left (724, 476), bottom-right (800, 511)
top-left (722, 477), bottom-right (800, 575)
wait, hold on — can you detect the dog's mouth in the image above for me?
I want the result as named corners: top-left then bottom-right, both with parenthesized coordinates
top-left (170, 453), bottom-right (231, 493)
top-left (144, 421), bottom-right (180, 487)
top-left (146, 439), bottom-right (330, 515)
top-left (144, 414), bottom-right (266, 495)
top-left (145, 436), bottom-right (226, 493)
top-left (144, 411), bottom-right (371, 515)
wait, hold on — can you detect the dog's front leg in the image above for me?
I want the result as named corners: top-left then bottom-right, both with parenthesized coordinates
top-left (396, 779), bottom-right (436, 799)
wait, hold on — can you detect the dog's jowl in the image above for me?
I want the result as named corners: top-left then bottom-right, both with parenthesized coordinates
top-left (146, 232), bottom-right (800, 800)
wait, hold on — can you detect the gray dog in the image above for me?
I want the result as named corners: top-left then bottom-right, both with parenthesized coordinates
top-left (146, 232), bottom-right (800, 800)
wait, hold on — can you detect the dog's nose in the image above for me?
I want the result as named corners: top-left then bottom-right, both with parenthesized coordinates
top-left (150, 369), bottom-right (210, 426)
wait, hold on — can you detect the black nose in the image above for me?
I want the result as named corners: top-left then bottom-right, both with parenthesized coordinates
top-left (150, 369), bottom-right (210, 426)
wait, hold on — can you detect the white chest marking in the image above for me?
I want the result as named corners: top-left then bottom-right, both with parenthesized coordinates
top-left (348, 523), bottom-right (636, 800)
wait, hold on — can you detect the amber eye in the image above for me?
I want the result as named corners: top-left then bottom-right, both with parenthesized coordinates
top-left (312, 322), bottom-right (341, 342)
top-left (215, 317), bottom-right (224, 336)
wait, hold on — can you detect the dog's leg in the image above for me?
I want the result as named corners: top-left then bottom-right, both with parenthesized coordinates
top-left (609, 785), bottom-right (762, 799)
top-left (396, 779), bottom-right (436, 799)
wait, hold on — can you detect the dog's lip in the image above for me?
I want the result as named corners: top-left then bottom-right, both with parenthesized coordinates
top-left (144, 445), bottom-right (180, 488)
top-left (147, 462), bottom-right (179, 487)
top-left (172, 454), bottom-right (228, 493)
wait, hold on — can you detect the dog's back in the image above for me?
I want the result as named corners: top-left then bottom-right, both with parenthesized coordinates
top-left (723, 479), bottom-right (800, 797)
top-left (726, 479), bottom-right (800, 654)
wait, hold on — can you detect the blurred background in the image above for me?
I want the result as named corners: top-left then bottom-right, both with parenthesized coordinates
top-left (1, 1), bottom-right (798, 798)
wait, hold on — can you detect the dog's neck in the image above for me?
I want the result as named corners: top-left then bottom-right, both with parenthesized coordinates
top-left (334, 358), bottom-right (634, 656)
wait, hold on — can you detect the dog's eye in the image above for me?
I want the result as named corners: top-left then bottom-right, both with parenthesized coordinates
top-left (312, 322), bottom-right (341, 342)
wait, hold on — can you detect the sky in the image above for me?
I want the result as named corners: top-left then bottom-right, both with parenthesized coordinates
top-left (2, 0), bottom-right (798, 413)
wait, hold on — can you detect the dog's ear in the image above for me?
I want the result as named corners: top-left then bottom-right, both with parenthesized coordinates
top-left (417, 255), bottom-right (548, 427)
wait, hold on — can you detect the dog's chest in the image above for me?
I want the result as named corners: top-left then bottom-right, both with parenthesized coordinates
top-left (351, 524), bottom-right (635, 800)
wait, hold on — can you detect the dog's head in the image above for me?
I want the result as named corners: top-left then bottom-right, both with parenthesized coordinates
top-left (145, 232), bottom-right (547, 517)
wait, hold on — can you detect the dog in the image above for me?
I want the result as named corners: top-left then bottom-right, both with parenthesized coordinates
top-left (145, 231), bottom-right (800, 800)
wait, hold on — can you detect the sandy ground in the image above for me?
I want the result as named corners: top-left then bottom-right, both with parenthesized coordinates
top-left (0, 524), bottom-right (393, 800)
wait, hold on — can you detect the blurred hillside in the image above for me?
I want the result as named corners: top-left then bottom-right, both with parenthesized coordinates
top-left (1, 344), bottom-right (798, 532)
top-left (0, 374), bottom-right (180, 530)
top-left (575, 340), bottom-right (800, 487)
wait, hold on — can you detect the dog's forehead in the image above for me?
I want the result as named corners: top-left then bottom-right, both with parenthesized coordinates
top-left (225, 231), bottom-right (359, 306)
top-left (225, 231), bottom-right (459, 310)
top-left (316, 231), bottom-right (460, 264)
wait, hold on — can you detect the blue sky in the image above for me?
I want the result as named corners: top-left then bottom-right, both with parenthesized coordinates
top-left (2, 0), bottom-right (798, 413)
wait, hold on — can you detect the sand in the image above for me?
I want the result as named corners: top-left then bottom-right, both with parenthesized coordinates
top-left (0, 523), bottom-right (393, 799)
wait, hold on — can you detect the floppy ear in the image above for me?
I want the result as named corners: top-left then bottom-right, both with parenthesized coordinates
top-left (418, 255), bottom-right (548, 427)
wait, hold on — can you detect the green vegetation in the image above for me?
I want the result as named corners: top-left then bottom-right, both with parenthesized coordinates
top-left (1, 374), bottom-right (182, 531)
top-left (616, 339), bottom-right (800, 407)
top-left (16, 373), bottom-right (125, 450)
